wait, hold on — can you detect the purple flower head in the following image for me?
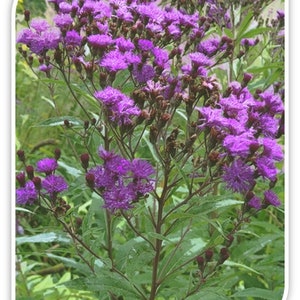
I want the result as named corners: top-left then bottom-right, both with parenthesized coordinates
top-left (88, 147), bottom-right (156, 212)
top-left (136, 3), bottom-right (163, 21)
top-left (30, 18), bottom-right (50, 33)
top-left (197, 107), bottom-right (227, 131)
top-left (256, 157), bottom-right (278, 181)
top-left (241, 38), bottom-right (258, 47)
top-left (152, 47), bottom-right (169, 68)
top-left (65, 29), bottom-right (82, 46)
top-left (42, 174), bottom-right (68, 198)
top-left (106, 155), bottom-right (132, 176)
top-left (115, 37), bottom-right (135, 52)
top-left (277, 10), bottom-right (285, 21)
top-left (260, 138), bottom-right (283, 161)
top-left (16, 181), bottom-right (38, 205)
top-left (132, 64), bottom-right (155, 83)
top-left (114, 4), bottom-right (134, 22)
top-left (87, 34), bottom-right (113, 48)
top-left (16, 29), bottom-right (34, 45)
top-left (42, 28), bottom-right (61, 48)
top-left (87, 166), bottom-right (114, 190)
top-left (100, 50), bottom-right (128, 72)
top-left (138, 39), bottom-right (154, 51)
top-left (197, 38), bottom-right (221, 56)
top-left (247, 195), bottom-right (262, 210)
top-left (258, 91), bottom-right (284, 115)
top-left (95, 87), bottom-right (140, 124)
top-left (264, 190), bottom-right (281, 207)
top-left (103, 184), bottom-right (135, 211)
top-left (256, 114), bottom-right (279, 138)
top-left (59, 2), bottom-right (73, 13)
top-left (123, 52), bottom-right (141, 65)
top-left (80, 0), bottom-right (111, 18)
top-left (39, 64), bottom-right (52, 73)
top-left (223, 132), bottom-right (256, 158)
top-left (53, 14), bottom-right (73, 29)
top-left (131, 159), bottom-right (155, 179)
top-left (223, 159), bottom-right (255, 193)
top-left (36, 158), bottom-right (58, 174)
top-left (94, 86), bottom-right (125, 106)
top-left (167, 24), bottom-right (181, 38)
top-left (189, 52), bottom-right (212, 67)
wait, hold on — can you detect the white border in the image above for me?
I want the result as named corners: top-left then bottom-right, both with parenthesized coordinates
top-left (1, 0), bottom-right (13, 298)
top-left (5, 0), bottom-right (297, 299)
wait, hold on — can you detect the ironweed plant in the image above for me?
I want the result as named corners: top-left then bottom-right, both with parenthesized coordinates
top-left (15, 0), bottom-right (285, 299)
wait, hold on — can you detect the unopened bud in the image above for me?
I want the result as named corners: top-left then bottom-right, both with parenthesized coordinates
top-left (64, 119), bottom-right (71, 127)
top-left (205, 249), bottom-right (214, 261)
top-left (16, 172), bottom-right (26, 187)
top-left (80, 153), bottom-right (90, 170)
top-left (32, 176), bottom-right (42, 190)
top-left (84, 120), bottom-right (89, 130)
top-left (24, 10), bottom-right (30, 22)
top-left (225, 234), bottom-right (234, 247)
top-left (26, 165), bottom-right (34, 180)
top-left (85, 173), bottom-right (95, 189)
top-left (242, 72), bottom-right (253, 87)
top-left (219, 247), bottom-right (230, 264)
top-left (54, 148), bottom-right (61, 161)
top-left (196, 255), bottom-right (204, 267)
top-left (17, 150), bottom-right (25, 162)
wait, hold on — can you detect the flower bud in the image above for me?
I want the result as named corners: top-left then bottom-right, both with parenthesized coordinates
top-left (64, 119), bottom-right (71, 127)
top-left (242, 72), bottom-right (253, 87)
top-left (16, 172), bottom-right (26, 187)
top-left (85, 173), bottom-right (95, 189)
top-left (26, 165), bottom-right (34, 180)
top-left (54, 148), bottom-right (61, 161)
top-left (205, 249), bottom-right (214, 261)
top-left (225, 234), bottom-right (234, 247)
top-left (32, 176), bottom-right (42, 190)
top-left (24, 10), bottom-right (30, 22)
top-left (80, 153), bottom-right (90, 170)
top-left (91, 118), bottom-right (97, 126)
top-left (17, 150), bottom-right (25, 162)
top-left (196, 255), bottom-right (204, 268)
top-left (84, 120), bottom-right (89, 130)
top-left (219, 247), bottom-right (230, 264)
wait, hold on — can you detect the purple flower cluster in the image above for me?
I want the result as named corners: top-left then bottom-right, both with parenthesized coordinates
top-left (86, 147), bottom-right (155, 212)
top-left (16, 18), bottom-right (61, 54)
top-left (197, 80), bottom-right (284, 209)
top-left (94, 87), bottom-right (141, 125)
top-left (16, 157), bottom-right (68, 205)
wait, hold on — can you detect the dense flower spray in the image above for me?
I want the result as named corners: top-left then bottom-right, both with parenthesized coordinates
top-left (15, 0), bottom-right (285, 298)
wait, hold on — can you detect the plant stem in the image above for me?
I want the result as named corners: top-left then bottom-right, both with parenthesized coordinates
top-left (149, 165), bottom-right (170, 299)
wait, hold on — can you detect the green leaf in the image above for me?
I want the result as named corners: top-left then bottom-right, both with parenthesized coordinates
top-left (61, 273), bottom-right (141, 299)
top-left (236, 10), bottom-right (254, 41)
top-left (16, 232), bottom-right (71, 246)
top-left (231, 287), bottom-right (284, 299)
top-left (46, 253), bottom-right (92, 276)
top-left (15, 207), bottom-right (35, 214)
top-left (223, 27), bottom-right (234, 39)
top-left (224, 260), bottom-right (262, 275)
top-left (58, 161), bottom-right (83, 177)
top-left (41, 96), bottom-right (56, 109)
top-left (241, 27), bottom-right (271, 39)
top-left (147, 232), bottom-right (175, 244)
top-left (34, 116), bottom-right (83, 127)
top-left (191, 198), bottom-right (243, 215)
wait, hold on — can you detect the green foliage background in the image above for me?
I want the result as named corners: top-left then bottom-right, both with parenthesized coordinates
top-left (15, 0), bottom-right (285, 299)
